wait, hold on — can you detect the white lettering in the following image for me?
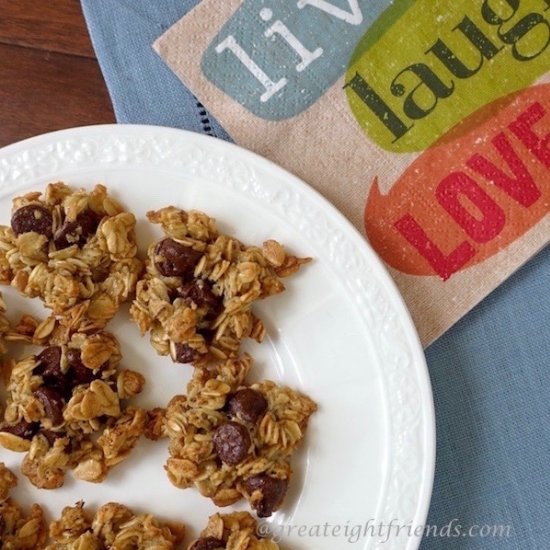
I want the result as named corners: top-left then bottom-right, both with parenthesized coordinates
top-left (297, 0), bottom-right (363, 25)
top-left (215, 35), bottom-right (288, 102)
top-left (261, 8), bottom-right (323, 72)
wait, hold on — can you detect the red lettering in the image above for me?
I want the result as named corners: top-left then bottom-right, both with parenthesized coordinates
top-left (436, 172), bottom-right (505, 243)
top-left (509, 102), bottom-right (550, 168)
top-left (394, 214), bottom-right (475, 280)
top-left (467, 132), bottom-right (541, 207)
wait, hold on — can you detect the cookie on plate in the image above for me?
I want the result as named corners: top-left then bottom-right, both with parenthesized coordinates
top-left (0, 462), bottom-right (48, 548)
top-left (46, 501), bottom-right (186, 549)
top-left (189, 512), bottom-right (279, 549)
top-left (0, 330), bottom-right (146, 488)
top-left (164, 354), bottom-right (316, 517)
top-left (0, 182), bottom-right (142, 331)
top-left (130, 207), bottom-right (309, 366)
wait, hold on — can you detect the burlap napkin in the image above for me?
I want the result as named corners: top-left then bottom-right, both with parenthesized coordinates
top-left (154, 0), bottom-right (550, 344)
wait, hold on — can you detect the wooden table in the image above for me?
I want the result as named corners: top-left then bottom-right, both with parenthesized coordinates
top-left (0, 0), bottom-right (115, 148)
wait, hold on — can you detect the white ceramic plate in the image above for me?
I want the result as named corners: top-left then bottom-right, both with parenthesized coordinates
top-left (0, 125), bottom-right (434, 549)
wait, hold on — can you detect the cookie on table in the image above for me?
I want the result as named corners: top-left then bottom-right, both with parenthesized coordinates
top-left (0, 330), bottom-right (146, 489)
top-left (0, 182), bottom-right (142, 331)
top-left (46, 501), bottom-right (186, 549)
top-left (130, 207), bottom-right (310, 366)
top-left (0, 462), bottom-right (48, 548)
top-left (164, 354), bottom-right (317, 517)
top-left (189, 512), bottom-right (279, 549)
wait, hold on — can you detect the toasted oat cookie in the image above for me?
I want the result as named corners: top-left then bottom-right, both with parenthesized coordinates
top-left (130, 207), bottom-right (310, 366)
top-left (0, 182), bottom-right (142, 331)
top-left (46, 501), bottom-right (186, 550)
top-left (0, 463), bottom-right (48, 549)
top-left (164, 354), bottom-right (316, 517)
top-left (0, 331), bottom-right (146, 489)
top-left (189, 512), bottom-right (279, 549)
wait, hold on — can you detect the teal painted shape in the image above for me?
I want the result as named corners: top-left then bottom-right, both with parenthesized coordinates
top-left (201, 0), bottom-right (397, 120)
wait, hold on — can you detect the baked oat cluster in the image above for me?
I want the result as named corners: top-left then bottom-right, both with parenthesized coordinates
top-left (130, 207), bottom-right (310, 365)
top-left (189, 512), bottom-right (279, 550)
top-left (0, 183), bottom-right (142, 331)
top-left (0, 462), bottom-right (48, 548)
top-left (46, 500), bottom-right (186, 549)
top-left (164, 354), bottom-right (317, 517)
top-left (0, 330), bottom-right (146, 489)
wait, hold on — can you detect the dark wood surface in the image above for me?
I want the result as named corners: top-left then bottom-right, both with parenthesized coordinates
top-left (0, 0), bottom-right (115, 148)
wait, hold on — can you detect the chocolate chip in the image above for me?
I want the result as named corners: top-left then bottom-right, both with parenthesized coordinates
top-left (39, 429), bottom-right (64, 446)
top-left (67, 348), bottom-right (98, 386)
top-left (35, 346), bottom-right (72, 398)
top-left (35, 346), bottom-right (62, 378)
top-left (243, 474), bottom-right (288, 517)
top-left (154, 238), bottom-right (202, 277)
top-left (33, 387), bottom-right (64, 426)
top-left (0, 420), bottom-right (39, 440)
top-left (173, 343), bottom-right (202, 364)
top-left (11, 204), bottom-right (53, 237)
top-left (176, 280), bottom-right (222, 312)
top-left (54, 209), bottom-right (100, 248)
top-left (227, 389), bottom-right (268, 424)
top-left (213, 421), bottom-right (251, 466)
top-left (188, 538), bottom-right (226, 550)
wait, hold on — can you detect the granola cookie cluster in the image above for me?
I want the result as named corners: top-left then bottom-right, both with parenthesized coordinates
top-left (0, 464), bottom-right (188, 549)
top-left (131, 207), bottom-right (309, 365)
top-left (189, 512), bottom-right (279, 550)
top-left (0, 182), bottom-right (142, 331)
top-left (0, 462), bottom-right (48, 548)
top-left (0, 330), bottom-right (145, 488)
top-left (164, 354), bottom-right (317, 517)
top-left (46, 500), bottom-right (186, 549)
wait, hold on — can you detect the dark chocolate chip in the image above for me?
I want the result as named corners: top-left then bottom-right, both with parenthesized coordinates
top-left (33, 387), bottom-right (64, 426)
top-left (11, 204), bottom-right (53, 237)
top-left (212, 421), bottom-right (251, 466)
top-left (35, 346), bottom-right (62, 379)
top-left (35, 346), bottom-right (72, 398)
top-left (0, 420), bottom-right (39, 440)
top-left (176, 280), bottom-right (222, 312)
top-left (188, 538), bottom-right (226, 550)
top-left (154, 238), bottom-right (202, 277)
top-left (243, 474), bottom-right (288, 518)
top-left (227, 389), bottom-right (268, 424)
top-left (67, 348), bottom-right (98, 386)
top-left (39, 429), bottom-right (64, 446)
top-left (53, 209), bottom-right (101, 248)
top-left (173, 343), bottom-right (202, 364)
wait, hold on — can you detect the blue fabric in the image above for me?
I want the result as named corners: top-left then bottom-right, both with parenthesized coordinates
top-left (82, 2), bottom-right (549, 547)
top-left (81, 0), bottom-right (229, 139)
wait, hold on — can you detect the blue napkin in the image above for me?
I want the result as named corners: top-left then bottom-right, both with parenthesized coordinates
top-left (81, 2), bottom-right (549, 548)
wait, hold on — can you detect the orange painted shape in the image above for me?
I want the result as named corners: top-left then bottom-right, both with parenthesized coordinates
top-left (365, 85), bottom-right (550, 278)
